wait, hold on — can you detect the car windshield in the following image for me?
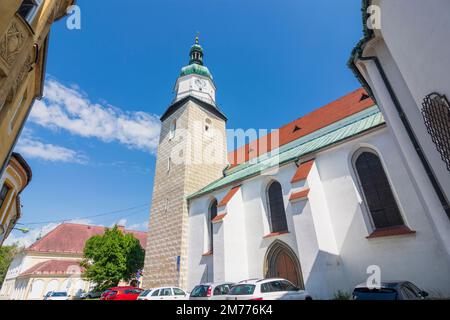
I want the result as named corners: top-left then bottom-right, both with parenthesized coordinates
top-left (190, 285), bottom-right (209, 297)
top-left (51, 292), bottom-right (67, 297)
top-left (229, 284), bottom-right (256, 295)
top-left (139, 290), bottom-right (151, 296)
top-left (353, 288), bottom-right (398, 300)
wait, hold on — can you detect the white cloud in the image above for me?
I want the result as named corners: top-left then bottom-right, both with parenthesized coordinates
top-left (127, 221), bottom-right (148, 232)
top-left (110, 218), bottom-right (148, 232)
top-left (29, 78), bottom-right (161, 153)
top-left (15, 137), bottom-right (88, 164)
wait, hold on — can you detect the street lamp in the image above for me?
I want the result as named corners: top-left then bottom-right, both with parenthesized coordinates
top-left (13, 227), bottom-right (29, 234)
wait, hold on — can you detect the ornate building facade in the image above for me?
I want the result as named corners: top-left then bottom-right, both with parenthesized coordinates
top-left (0, 152), bottom-right (31, 245)
top-left (0, 0), bottom-right (74, 177)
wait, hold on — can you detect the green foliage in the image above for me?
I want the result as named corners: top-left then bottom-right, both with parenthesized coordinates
top-left (81, 226), bottom-right (144, 292)
top-left (333, 290), bottom-right (352, 300)
top-left (0, 245), bottom-right (21, 287)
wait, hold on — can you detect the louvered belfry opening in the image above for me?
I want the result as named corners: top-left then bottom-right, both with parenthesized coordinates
top-left (421, 93), bottom-right (450, 171)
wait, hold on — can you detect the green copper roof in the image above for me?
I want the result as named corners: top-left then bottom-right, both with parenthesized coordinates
top-left (180, 63), bottom-right (213, 79)
top-left (188, 106), bottom-right (384, 200)
top-left (190, 43), bottom-right (203, 53)
top-left (180, 36), bottom-right (213, 79)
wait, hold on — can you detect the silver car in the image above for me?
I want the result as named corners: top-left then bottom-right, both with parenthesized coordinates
top-left (189, 282), bottom-right (235, 300)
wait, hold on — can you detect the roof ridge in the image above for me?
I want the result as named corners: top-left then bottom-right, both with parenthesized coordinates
top-left (227, 88), bottom-right (373, 166)
top-left (226, 105), bottom-right (379, 176)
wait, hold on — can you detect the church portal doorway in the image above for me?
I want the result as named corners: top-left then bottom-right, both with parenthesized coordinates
top-left (264, 240), bottom-right (304, 289)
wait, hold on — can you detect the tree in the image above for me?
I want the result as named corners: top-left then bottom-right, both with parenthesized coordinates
top-left (0, 245), bottom-right (21, 287)
top-left (81, 226), bottom-right (145, 291)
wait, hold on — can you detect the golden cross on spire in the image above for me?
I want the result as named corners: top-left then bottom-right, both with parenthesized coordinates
top-left (195, 31), bottom-right (200, 44)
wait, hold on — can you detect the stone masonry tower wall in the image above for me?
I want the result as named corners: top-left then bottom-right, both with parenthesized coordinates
top-left (143, 99), bottom-right (227, 289)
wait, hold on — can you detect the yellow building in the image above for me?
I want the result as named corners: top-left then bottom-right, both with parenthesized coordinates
top-left (0, 152), bottom-right (31, 245)
top-left (0, 0), bottom-right (75, 177)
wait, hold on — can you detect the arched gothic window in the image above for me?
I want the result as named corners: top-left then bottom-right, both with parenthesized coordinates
top-left (209, 199), bottom-right (218, 251)
top-left (267, 181), bottom-right (288, 233)
top-left (354, 151), bottom-right (404, 229)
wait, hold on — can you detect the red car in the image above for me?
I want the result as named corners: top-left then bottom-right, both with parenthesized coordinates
top-left (100, 286), bottom-right (143, 300)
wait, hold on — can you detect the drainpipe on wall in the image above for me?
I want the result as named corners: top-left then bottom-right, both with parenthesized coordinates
top-left (355, 55), bottom-right (450, 220)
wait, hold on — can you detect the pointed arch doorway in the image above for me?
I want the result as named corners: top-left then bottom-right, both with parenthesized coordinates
top-left (264, 240), bottom-right (304, 289)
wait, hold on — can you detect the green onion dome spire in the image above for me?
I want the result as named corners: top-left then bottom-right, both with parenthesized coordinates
top-left (189, 36), bottom-right (204, 65)
top-left (180, 35), bottom-right (213, 79)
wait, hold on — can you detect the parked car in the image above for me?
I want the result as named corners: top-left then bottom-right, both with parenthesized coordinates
top-left (352, 281), bottom-right (429, 300)
top-left (226, 279), bottom-right (312, 300)
top-left (100, 290), bottom-right (112, 300)
top-left (43, 291), bottom-right (71, 301)
top-left (138, 287), bottom-right (188, 300)
top-left (80, 290), bottom-right (102, 299)
top-left (100, 286), bottom-right (143, 300)
top-left (190, 282), bottom-right (235, 300)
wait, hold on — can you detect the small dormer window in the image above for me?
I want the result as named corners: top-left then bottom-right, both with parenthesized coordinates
top-left (17, 0), bottom-right (42, 23)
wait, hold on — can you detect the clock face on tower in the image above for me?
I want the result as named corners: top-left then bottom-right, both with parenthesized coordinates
top-left (194, 78), bottom-right (207, 89)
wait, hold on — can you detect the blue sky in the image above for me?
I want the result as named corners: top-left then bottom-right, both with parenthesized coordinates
top-left (7, 0), bottom-right (365, 246)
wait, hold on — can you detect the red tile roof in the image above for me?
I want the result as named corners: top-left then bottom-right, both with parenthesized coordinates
top-left (218, 185), bottom-right (241, 207)
top-left (20, 259), bottom-right (84, 277)
top-left (27, 223), bottom-right (147, 254)
top-left (291, 160), bottom-right (315, 183)
top-left (228, 88), bottom-right (375, 167)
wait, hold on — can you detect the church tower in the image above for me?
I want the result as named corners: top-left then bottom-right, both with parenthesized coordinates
top-left (143, 37), bottom-right (228, 289)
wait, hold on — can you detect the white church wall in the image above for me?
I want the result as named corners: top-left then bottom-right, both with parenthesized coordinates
top-left (188, 125), bottom-right (450, 297)
top-left (315, 128), bottom-right (450, 295)
top-left (221, 187), bottom-right (249, 283)
top-left (187, 195), bottom-right (215, 290)
top-left (357, 0), bottom-right (450, 261)
top-left (241, 166), bottom-right (300, 282)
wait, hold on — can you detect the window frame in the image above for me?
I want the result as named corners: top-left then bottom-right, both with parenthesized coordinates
top-left (352, 148), bottom-right (406, 232)
top-left (208, 199), bottom-right (218, 252)
top-left (0, 183), bottom-right (12, 210)
top-left (17, 0), bottom-right (43, 24)
top-left (266, 180), bottom-right (289, 233)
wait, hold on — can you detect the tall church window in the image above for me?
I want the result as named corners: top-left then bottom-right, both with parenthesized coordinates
top-left (209, 199), bottom-right (218, 252)
top-left (169, 119), bottom-right (177, 140)
top-left (267, 181), bottom-right (288, 233)
top-left (354, 150), bottom-right (405, 230)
